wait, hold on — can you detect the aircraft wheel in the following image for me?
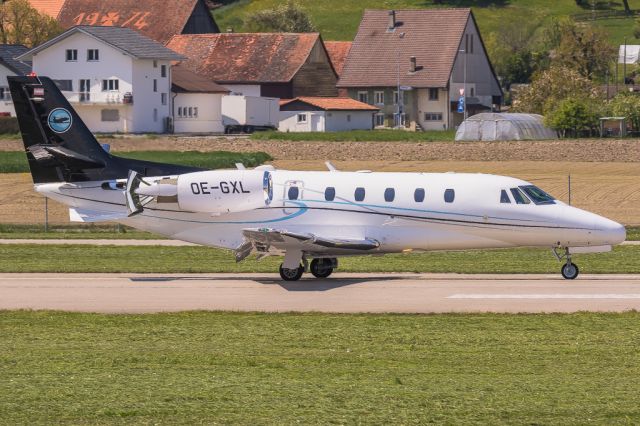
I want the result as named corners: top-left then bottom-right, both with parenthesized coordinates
top-left (279, 263), bottom-right (304, 281)
top-left (561, 262), bottom-right (579, 280)
top-left (310, 258), bottom-right (334, 278)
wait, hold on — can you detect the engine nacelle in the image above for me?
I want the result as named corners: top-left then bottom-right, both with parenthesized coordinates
top-left (176, 170), bottom-right (273, 214)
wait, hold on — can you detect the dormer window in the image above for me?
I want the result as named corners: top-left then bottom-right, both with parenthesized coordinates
top-left (65, 49), bottom-right (77, 61)
top-left (87, 49), bottom-right (99, 61)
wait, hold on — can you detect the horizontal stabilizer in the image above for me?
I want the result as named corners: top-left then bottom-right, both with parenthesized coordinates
top-left (69, 208), bottom-right (128, 223)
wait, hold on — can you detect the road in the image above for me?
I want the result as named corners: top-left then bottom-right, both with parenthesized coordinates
top-left (2, 273), bottom-right (640, 313)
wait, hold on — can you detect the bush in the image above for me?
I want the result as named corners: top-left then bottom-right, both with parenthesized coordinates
top-left (544, 97), bottom-right (600, 138)
top-left (0, 116), bottom-right (19, 134)
top-left (608, 92), bottom-right (640, 131)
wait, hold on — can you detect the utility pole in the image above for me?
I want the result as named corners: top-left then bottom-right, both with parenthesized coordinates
top-left (624, 37), bottom-right (627, 86)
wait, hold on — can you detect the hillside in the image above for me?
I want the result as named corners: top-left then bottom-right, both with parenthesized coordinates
top-left (213, 0), bottom-right (640, 46)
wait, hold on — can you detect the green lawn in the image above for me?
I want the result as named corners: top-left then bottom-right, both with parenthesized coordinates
top-left (0, 151), bottom-right (272, 173)
top-left (1, 310), bottom-right (640, 424)
top-left (0, 244), bottom-right (637, 273)
top-left (214, 0), bottom-right (640, 43)
top-left (252, 129), bottom-right (455, 142)
top-left (0, 224), bottom-right (162, 240)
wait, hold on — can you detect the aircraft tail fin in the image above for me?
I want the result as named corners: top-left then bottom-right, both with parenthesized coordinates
top-left (8, 75), bottom-right (111, 184)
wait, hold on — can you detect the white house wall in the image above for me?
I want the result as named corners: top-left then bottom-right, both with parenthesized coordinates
top-left (223, 84), bottom-right (261, 96)
top-left (279, 111), bottom-right (325, 132)
top-left (131, 59), bottom-right (171, 133)
top-left (325, 111), bottom-right (374, 131)
top-left (0, 64), bottom-right (17, 116)
top-left (174, 92), bottom-right (224, 133)
top-left (416, 88), bottom-right (450, 131)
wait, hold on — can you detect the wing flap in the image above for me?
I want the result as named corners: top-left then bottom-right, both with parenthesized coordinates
top-left (69, 208), bottom-right (128, 223)
top-left (235, 228), bottom-right (380, 262)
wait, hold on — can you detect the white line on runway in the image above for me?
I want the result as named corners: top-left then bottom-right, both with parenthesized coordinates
top-left (448, 294), bottom-right (640, 299)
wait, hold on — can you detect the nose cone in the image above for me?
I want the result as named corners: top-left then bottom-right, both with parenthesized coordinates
top-left (595, 216), bottom-right (626, 246)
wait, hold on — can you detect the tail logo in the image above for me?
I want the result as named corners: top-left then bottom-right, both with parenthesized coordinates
top-left (47, 108), bottom-right (72, 133)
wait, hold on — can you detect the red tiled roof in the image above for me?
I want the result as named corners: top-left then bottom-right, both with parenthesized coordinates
top-left (172, 65), bottom-right (230, 93)
top-left (53, 0), bottom-right (209, 44)
top-left (28, 0), bottom-right (65, 18)
top-left (338, 9), bottom-right (471, 88)
top-left (166, 33), bottom-right (320, 84)
top-left (324, 41), bottom-right (352, 76)
top-left (280, 97), bottom-right (379, 111)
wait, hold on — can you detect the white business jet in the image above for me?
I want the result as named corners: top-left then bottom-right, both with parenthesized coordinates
top-left (9, 76), bottom-right (626, 281)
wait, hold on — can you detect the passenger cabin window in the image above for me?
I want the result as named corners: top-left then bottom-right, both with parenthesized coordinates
top-left (520, 185), bottom-right (556, 205)
top-left (384, 188), bottom-right (395, 202)
top-left (414, 188), bottom-right (425, 202)
top-left (288, 186), bottom-right (299, 200)
top-left (444, 189), bottom-right (455, 203)
top-left (354, 187), bottom-right (365, 202)
top-left (325, 187), bottom-right (335, 201)
top-left (500, 190), bottom-right (511, 203)
top-left (510, 188), bottom-right (530, 204)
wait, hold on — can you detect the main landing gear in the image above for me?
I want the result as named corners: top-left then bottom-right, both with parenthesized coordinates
top-left (553, 247), bottom-right (579, 280)
top-left (278, 258), bottom-right (337, 281)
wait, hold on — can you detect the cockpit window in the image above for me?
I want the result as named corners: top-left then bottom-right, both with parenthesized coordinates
top-left (520, 185), bottom-right (556, 205)
top-left (510, 188), bottom-right (530, 204)
top-left (500, 189), bottom-right (511, 204)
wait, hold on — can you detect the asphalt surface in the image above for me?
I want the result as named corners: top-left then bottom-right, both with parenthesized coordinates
top-left (2, 273), bottom-right (640, 313)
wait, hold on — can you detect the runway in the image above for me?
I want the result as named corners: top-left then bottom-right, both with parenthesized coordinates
top-left (2, 273), bottom-right (640, 313)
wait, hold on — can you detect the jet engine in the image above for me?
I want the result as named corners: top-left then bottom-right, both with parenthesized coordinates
top-left (127, 169), bottom-right (273, 216)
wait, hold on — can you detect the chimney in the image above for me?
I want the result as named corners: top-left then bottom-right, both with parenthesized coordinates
top-left (409, 56), bottom-right (416, 73)
top-left (388, 10), bottom-right (396, 31)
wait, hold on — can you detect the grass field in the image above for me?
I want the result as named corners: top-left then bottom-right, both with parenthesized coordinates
top-left (0, 244), bottom-right (637, 273)
top-left (213, 0), bottom-right (640, 45)
top-left (1, 310), bottom-right (640, 424)
top-left (252, 129), bottom-right (456, 142)
top-left (0, 151), bottom-right (272, 173)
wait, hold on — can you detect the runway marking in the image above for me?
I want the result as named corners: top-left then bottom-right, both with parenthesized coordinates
top-left (448, 294), bottom-right (640, 299)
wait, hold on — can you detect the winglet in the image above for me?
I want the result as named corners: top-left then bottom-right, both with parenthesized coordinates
top-left (125, 170), bottom-right (144, 216)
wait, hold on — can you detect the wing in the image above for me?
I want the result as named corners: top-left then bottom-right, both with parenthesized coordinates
top-left (235, 228), bottom-right (380, 262)
top-left (69, 208), bottom-right (128, 223)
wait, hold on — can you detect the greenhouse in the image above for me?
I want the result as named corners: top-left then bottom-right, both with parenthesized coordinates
top-left (455, 113), bottom-right (558, 142)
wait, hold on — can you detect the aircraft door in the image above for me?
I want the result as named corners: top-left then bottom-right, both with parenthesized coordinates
top-left (283, 180), bottom-right (304, 214)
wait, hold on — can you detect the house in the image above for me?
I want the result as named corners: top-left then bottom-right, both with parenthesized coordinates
top-left (28, 0), bottom-right (219, 44)
top-left (337, 9), bottom-right (502, 131)
top-left (324, 41), bottom-right (352, 78)
top-left (279, 97), bottom-right (379, 132)
top-left (0, 45), bottom-right (31, 116)
top-left (18, 25), bottom-right (185, 133)
top-left (166, 33), bottom-right (338, 99)
top-left (172, 65), bottom-right (229, 133)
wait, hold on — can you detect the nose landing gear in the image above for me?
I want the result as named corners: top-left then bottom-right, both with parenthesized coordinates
top-left (553, 247), bottom-right (580, 280)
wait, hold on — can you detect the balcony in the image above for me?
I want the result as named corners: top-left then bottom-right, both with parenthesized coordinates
top-left (64, 91), bottom-right (133, 105)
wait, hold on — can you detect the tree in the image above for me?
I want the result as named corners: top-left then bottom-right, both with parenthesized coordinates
top-left (244, 1), bottom-right (315, 33)
top-left (550, 19), bottom-right (615, 79)
top-left (484, 17), bottom-right (542, 88)
top-left (623, 0), bottom-right (632, 15)
top-left (0, 0), bottom-right (62, 47)
top-left (609, 92), bottom-right (640, 130)
top-left (512, 65), bottom-right (601, 114)
top-left (544, 97), bottom-right (600, 138)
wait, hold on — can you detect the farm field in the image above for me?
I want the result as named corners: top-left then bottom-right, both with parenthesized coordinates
top-left (2, 160), bottom-right (638, 225)
top-left (2, 311), bottom-right (640, 424)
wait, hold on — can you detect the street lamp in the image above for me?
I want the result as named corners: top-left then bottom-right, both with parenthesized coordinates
top-left (395, 32), bottom-right (405, 128)
top-left (458, 48), bottom-right (467, 121)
